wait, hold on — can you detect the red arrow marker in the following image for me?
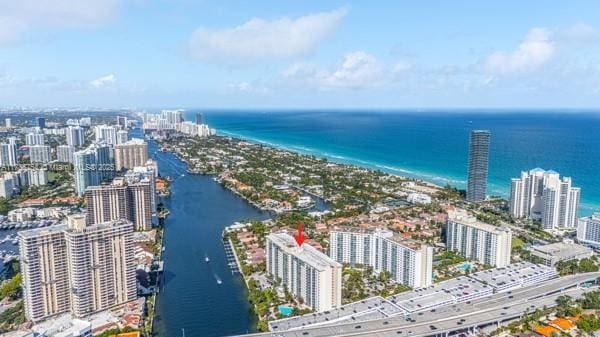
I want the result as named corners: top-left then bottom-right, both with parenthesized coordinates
top-left (294, 222), bottom-right (305, 247)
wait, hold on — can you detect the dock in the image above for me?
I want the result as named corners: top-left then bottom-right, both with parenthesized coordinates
top-left (223, 238), bottom-right (240, 274)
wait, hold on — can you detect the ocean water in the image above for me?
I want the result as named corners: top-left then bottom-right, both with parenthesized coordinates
top-left (189, 110), bottom-right (600, 216)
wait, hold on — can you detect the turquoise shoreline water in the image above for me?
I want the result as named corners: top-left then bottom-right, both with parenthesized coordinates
top-left (188, 110), bottom-right (600, 216)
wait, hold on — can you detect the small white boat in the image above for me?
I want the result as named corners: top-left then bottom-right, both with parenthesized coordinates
top-left (204, 255), bottom-right (210, 263)
top-left (214, 272), bottom-right (222, 285)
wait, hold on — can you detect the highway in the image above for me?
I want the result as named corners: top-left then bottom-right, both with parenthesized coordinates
top-left (231, 273), bottom-right (600, 337)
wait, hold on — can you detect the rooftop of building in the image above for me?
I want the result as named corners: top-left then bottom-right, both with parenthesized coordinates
top-left (388, 276), bottom-right (492, 312)
top-left (330, 226), bottom-right (426, 250)
top-left (534, 325), bottom-right (561, 337)
top-left (549, 317), bottom-right (575, 330)
top-left (32, 314), bottom-right (91, 337)
top-left (67, 218), bottom-right (133, 234)
top-left (267, 232), bottom-right (341, 271)
top-left (330, 225), bottom-right (385, 235)
top-left (447, 209), bottom-right (510, 234)
top-left (384, 235), bottom-right (430, 251)
top-left (19, 219), bottom-right (132, 238)
top-left (18, 223), bottom-right (68, 238)
top-left (585, 213), bottom-right (600, 221)
top-left (108, 332), bottom-right (140, 337)
top-left (116, 138), bottom-right (146, 146)
top-left (468, 262), bottom-right (556, 288)
top-left (529, 167), bottom-right (546, 174)
top-left (531, 242), bottom-right (593, 259)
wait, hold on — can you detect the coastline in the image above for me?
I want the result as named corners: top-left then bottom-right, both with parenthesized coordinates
top-left (216, 130), bottom-right (462, 188)
top-left (214, 130), bottom-right (598, 215)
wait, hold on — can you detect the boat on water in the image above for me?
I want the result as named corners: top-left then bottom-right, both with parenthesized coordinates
top-left (204, 254), bottom-right (210, 263)
top-left (213, 272), bottom-right (222, 285)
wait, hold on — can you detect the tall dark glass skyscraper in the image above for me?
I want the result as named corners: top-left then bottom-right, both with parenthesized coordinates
top-left (466, 130), bottom-right (490, 202)
top-left (35, 117), bottom-right (46, 129)
top-left (195, 112), bottom-right (203, 125)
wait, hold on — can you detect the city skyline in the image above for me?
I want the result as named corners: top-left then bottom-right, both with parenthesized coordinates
top-left (2, 1), bottom-right (600, 108)
top-left (2, 109), bottom-right (600, 337)
top-left (1, 1), bottom-right (600, 336)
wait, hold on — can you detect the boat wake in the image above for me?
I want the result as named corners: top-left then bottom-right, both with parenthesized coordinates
top-left (213, 271), bottom-right (222, 285)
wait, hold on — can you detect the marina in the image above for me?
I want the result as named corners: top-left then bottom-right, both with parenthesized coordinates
top-left (0, 219), bottom-right (59, 230)
top-left (223, 237), bottom-right (241, 274)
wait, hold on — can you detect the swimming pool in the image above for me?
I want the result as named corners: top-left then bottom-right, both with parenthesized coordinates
top-left (457, 262), bottom-right (471, 271)
top-left (278, 305), bottom-right (294, 316)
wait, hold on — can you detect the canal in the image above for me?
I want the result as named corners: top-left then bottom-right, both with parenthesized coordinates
top-left (149, 138), bottom-right (270, 337)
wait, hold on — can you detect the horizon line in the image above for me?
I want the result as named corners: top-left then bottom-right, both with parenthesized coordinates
top-left (3, 107), bottom-right (600, 113)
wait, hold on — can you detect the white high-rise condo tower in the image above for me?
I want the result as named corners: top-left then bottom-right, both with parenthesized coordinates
top-left (266, 232), bottom-right (342, 312)
top-left (577, 213), bottom-right (600, 247)
top-left (446, 210), bottom-right (512, 267)
top-left (509, 168), bottom-right (580, 229)
top-left (329, 227), bottom-right (433, 288)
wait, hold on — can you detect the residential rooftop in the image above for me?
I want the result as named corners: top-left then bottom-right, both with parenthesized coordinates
top-left (330, 225), bottom-right (382, 235)
top-left (447, 209), bottom-right (510, 234)
top-left (330, 226), bottom-right (426, 251)
top-left (268, 232), bottom-right (342, 271)
top-left (18, 223), bottom-right (68, 239)
top-left (385, 235), bottom-right (429, 251)
top-left (18, 219), bottom-right (132, 238)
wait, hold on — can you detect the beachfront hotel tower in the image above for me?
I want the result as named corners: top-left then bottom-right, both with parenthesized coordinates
top-left (329, 227), bottom-right (433, 288)
top-left (266, 232), bottom-right (342, 312)
top-left (509, 168), bottom-right (580, 230)
top-left (19, 215), bottom-right (137, 322)
top-left (466, 130), bottom-right (490, 203)
top-left (446, 210), bottom-right (512, 267)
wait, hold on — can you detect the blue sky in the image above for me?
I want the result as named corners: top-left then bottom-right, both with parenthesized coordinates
top-left (1, 1), bottom-right (600, 109)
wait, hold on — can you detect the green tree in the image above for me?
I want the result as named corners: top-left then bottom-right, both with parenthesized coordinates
top-left (0, 273), bottom-right (22, 300)
top-left (580, 290), bottom-right (600, 309)
top-left (577, 314), bottom-right (600, 334)
top-left (579, 258), bottom-right (599, 273)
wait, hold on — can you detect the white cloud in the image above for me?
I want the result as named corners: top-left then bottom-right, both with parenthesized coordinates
top-left (188, 8), bottom-right (347, 63)
top-left (484, 27), bottom-right (555, 75)
top-left (281, 51), bottom-right (408, 90)
top-left (228, 81), bottom-right (269, 95)
top-left (321, 51), bottom-right (385, 88)
top-left (90, 74), bottom-right (116, 88)
top-left (562, 22), bottom-right (600, 42)
top-left (0, 0), bottom-right (120, 45)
